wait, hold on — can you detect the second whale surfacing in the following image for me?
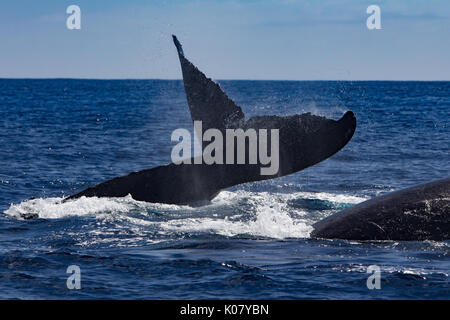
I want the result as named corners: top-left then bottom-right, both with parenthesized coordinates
top-left (66, 36), bottom-right (356, 204)
top-left (312, 177), bottom-right (450, 241)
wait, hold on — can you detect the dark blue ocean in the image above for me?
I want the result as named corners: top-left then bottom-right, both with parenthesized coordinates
top-left (0, 79), bottom-right (448, 299)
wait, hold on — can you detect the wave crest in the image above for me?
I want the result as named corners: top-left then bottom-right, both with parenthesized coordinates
top-left (3, 190), bottom-right (366, 240)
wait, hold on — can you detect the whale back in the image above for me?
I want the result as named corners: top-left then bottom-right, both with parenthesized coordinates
top-left (312, 177), bottom-right (450, 241)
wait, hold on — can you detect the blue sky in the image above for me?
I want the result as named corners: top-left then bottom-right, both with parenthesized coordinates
top-left (0, 0), bottom-right (449, 80)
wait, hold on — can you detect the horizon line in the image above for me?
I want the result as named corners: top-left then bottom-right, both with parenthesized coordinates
top-left (1, 77), bottom-right (449, 82)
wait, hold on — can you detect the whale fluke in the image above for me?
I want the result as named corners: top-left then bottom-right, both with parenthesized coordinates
top-left (172, 35), bottom-right (244, 131)
top-left (311, 177), bottom-right (450, 241)
top-left (172, 35), bottom-right (184, 57)
top-left (66, 36), bottom-right (356, 204)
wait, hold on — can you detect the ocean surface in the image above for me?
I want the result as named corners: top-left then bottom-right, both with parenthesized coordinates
top-left (0, 79), bottom-right (448, 299)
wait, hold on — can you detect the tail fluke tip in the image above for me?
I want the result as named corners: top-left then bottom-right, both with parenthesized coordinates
top-left (172, 34), bottom-right (184, 57)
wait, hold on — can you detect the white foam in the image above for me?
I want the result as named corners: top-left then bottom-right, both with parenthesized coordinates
top-left (160, 203), bottom-right (313, 239)
top-left (341, 264), bottom-right (448, 277)
top-left (282, 191), bottom-right (367, 204)
top-left (213, 190), bottom-right (367, 205)
top-left (4, 195), bottom-right (137, 219)
top-left (3, 189), bottom-right (365, 240)
top-left (158, 191), bottom-right (341, 239)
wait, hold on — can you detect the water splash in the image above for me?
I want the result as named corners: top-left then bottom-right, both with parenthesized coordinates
top-left (3, 190), bottom-right (367, 240)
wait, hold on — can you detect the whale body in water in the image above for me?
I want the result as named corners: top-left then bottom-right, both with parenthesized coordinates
top-left (66, 36), bottom-right (356, 204)
top-left (63, 36), bottom-right (448, 242)
top-left (312, 177), bottom-right (450, 241)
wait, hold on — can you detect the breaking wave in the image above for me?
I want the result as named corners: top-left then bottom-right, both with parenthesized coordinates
top-left (3, 190), bottom-right (368, 240)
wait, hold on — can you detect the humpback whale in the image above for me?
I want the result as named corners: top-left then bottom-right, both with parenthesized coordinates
top-left (66, 35), bottom-right (356, 204)
top-left (312, 177), bottom-right (450, 241)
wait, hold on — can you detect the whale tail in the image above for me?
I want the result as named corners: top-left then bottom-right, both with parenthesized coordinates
top-left (66, 36), bottom-right (356, 205)
top-left (172, 35), bottom-right (184, 57)
top-left (172, 35), bottom-right (245, 132)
